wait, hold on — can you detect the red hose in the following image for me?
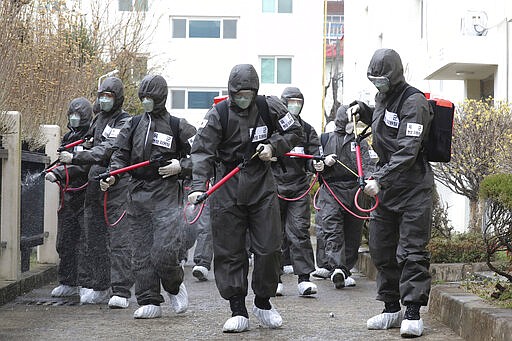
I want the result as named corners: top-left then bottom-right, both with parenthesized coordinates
top-left (103, 191), bottom-right (127, 227)
top-left (319, 175), bottom-right (371, 220)
top-left (354, 187), bottom-right (379, 212)
top-left (184, 201), bottom-right (205, 225)
top-left (277, 173), bottom-right (318, 201)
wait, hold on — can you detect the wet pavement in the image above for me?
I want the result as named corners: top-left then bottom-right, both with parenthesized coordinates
top-left (0, 264), bottom-right (463, 341)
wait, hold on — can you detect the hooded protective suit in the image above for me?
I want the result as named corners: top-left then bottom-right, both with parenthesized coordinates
top-left (109, 74), bottom-right (196, 306)
top-left (70, 77), bottom-right (133, 297)
top-left (271, 86), bottom-right (320, 279)
top-left (49, 97), bottom-right (92, 288)
top-left (355, 48), bottom-right (434, 306)
top-left (318, 105), bottom-right (374, 277)
top-left (191, 64), bottom-right (303, 302)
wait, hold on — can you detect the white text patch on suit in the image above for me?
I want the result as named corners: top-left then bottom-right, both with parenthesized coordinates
top-left (279, 113), bottom-right (295, 131)
top-left (249, 126), bottom-right (268, 142)
top-left (406, 123), bottom-right (423, 137)
top-left (384, 110), bottom-right (399, 129)
top-left (152, 132), bottom-right (173, 149)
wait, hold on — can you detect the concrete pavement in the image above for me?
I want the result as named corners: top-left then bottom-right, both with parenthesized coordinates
top-left (0, 264), bottom-right (463, 341)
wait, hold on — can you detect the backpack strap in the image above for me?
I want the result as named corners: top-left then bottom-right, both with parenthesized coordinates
top-left (255, 95), bottom-right (274, 134)
top-left (169, 115), bottom-right (182, 156)
top-left (216, 99), bottom-right (229, 137)
top-left (302, 120), bottom-right (312, 145)
top-left (395, 86), bottom-right (423, 114)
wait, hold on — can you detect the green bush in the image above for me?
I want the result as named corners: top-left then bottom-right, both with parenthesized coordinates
top-left (427, 233), bottom-right (489, 263)
top-left (480, 174), bottom-right (512, 210)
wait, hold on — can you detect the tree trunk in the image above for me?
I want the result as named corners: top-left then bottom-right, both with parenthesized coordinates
top-left (468, 198), bottom-right (483, 233)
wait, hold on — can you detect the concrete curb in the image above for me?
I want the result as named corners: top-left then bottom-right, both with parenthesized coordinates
top-left (356, 251), bottom-right (512, 341)
top-left (0, 264), bottom-right (57, 306)
top-left (429, 285), bottom-right (512, 341)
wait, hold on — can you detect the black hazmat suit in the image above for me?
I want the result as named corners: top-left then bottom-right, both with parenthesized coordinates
top-left (190, 64), bottom-right (303, 300)
top-left (51, 97), bottom-right (92, 287)
top-left (313, 200), bottom-right (328, 269)
top-left (180, 179), bottom-right (213, 270)
top-left (71, 77), bottom-right (133, 297)
top-left (271, 86), bottom-right (320, 278)
top-left (318, 105), bottom-right (373, 275)
top-left (109, 75), bottom-right (197, 306)
top-left (355, 48), bottom-right (434, 306)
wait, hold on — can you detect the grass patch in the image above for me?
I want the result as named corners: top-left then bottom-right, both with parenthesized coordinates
top-left (460, 275), bottom-right (512, 309)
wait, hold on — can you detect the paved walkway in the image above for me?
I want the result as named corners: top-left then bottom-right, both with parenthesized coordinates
top-left (0, 264), bottom-right (463, 341)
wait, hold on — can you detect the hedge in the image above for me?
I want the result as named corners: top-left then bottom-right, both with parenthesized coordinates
top-left (480, 174), bottom-right (512, 210)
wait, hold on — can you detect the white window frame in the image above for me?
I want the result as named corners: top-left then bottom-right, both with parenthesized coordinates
top-left (171, 17), bottom-right (238, 39)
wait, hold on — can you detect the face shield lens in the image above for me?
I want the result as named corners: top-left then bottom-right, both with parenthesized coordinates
top-left (233, 90), bottom-right (254, 109)
top-left (368, 76), bottom-right (390, 93)
top-left (287, 98), bottom-right (303, 115)
top-left (98, 92), bottom-right (114, 112)
top-left (69, 113), bottom-right (81, 127)
top-left (142, 97), bottom-right (154, 113)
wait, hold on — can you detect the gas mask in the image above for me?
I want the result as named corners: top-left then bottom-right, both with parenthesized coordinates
top-left (345, 122), bottom-right (354, 135)
top-left (69, 113), bottom-right (81, 128)
top-left (287, 98), bottom-right (303, 116)
top-left (98, 93), bottom-right (114, 112)
top-left (142, 97), bottom-right (154, 113)
top-left (233, 90), bottom-right (254, 110)
top-left (368, 75), bottom-right (390, 93)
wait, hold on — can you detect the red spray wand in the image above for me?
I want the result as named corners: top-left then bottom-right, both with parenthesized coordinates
top-left (352, 116), bottom-right (379, 212)
top-left (94, 156), bottom-right (166, 181)
top-left (283, 152), bottom-right (326, 160)
top-left (57, 138), bottom-right (86, 152)
top-left (44, 138), bottom-right (88, 173)
top-left (194, 146), bottom-right (264, 204)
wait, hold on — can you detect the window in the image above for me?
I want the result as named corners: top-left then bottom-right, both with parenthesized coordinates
top-left (118, 0), bottom-right (148, 12)
top-left (172, 19), bottom-right (186, 38)
top-left (262, 0), bottom-right (292, 13)
top-left (189, 20), bottom-right (220, 38)
top-left (171, 90), bottom-right (186, 109)
top-left (223, 19), bottom-right (237, 39)
top-left (326, 15), bottom-right (344, 44)
top-left (171, 18), bottom-right (237, 39)
top-left (188, 91), bottom-right (219, 109)
top-left (261, 57), bottom-right (292, 84)
top-left (171, 89), bottom-right (227, 109)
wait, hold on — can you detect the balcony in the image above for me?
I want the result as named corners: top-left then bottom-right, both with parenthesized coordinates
top-left (425, 35), bottom-right (499, 80)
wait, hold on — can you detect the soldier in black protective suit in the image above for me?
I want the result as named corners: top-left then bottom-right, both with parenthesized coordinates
top-left (271, 86), bottom-right (321, 297)
top-left (188, 64), bottom-right (303, 333)
top-left (104, 74), bottom-right (197, 319)
top-left (316, 105), bottom-right (374, 289)
top-left (58, 77), bottom-right (133, 307)
top-left (45, 97), bottom-right (92, 297)
top-left (350, 48), bottom-right (434, 338)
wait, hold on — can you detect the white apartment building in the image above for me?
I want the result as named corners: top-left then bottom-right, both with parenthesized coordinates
top-left (343, 0), bottom-right (512, 231)
top-left (76, 0), bottom-right (325, 131)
